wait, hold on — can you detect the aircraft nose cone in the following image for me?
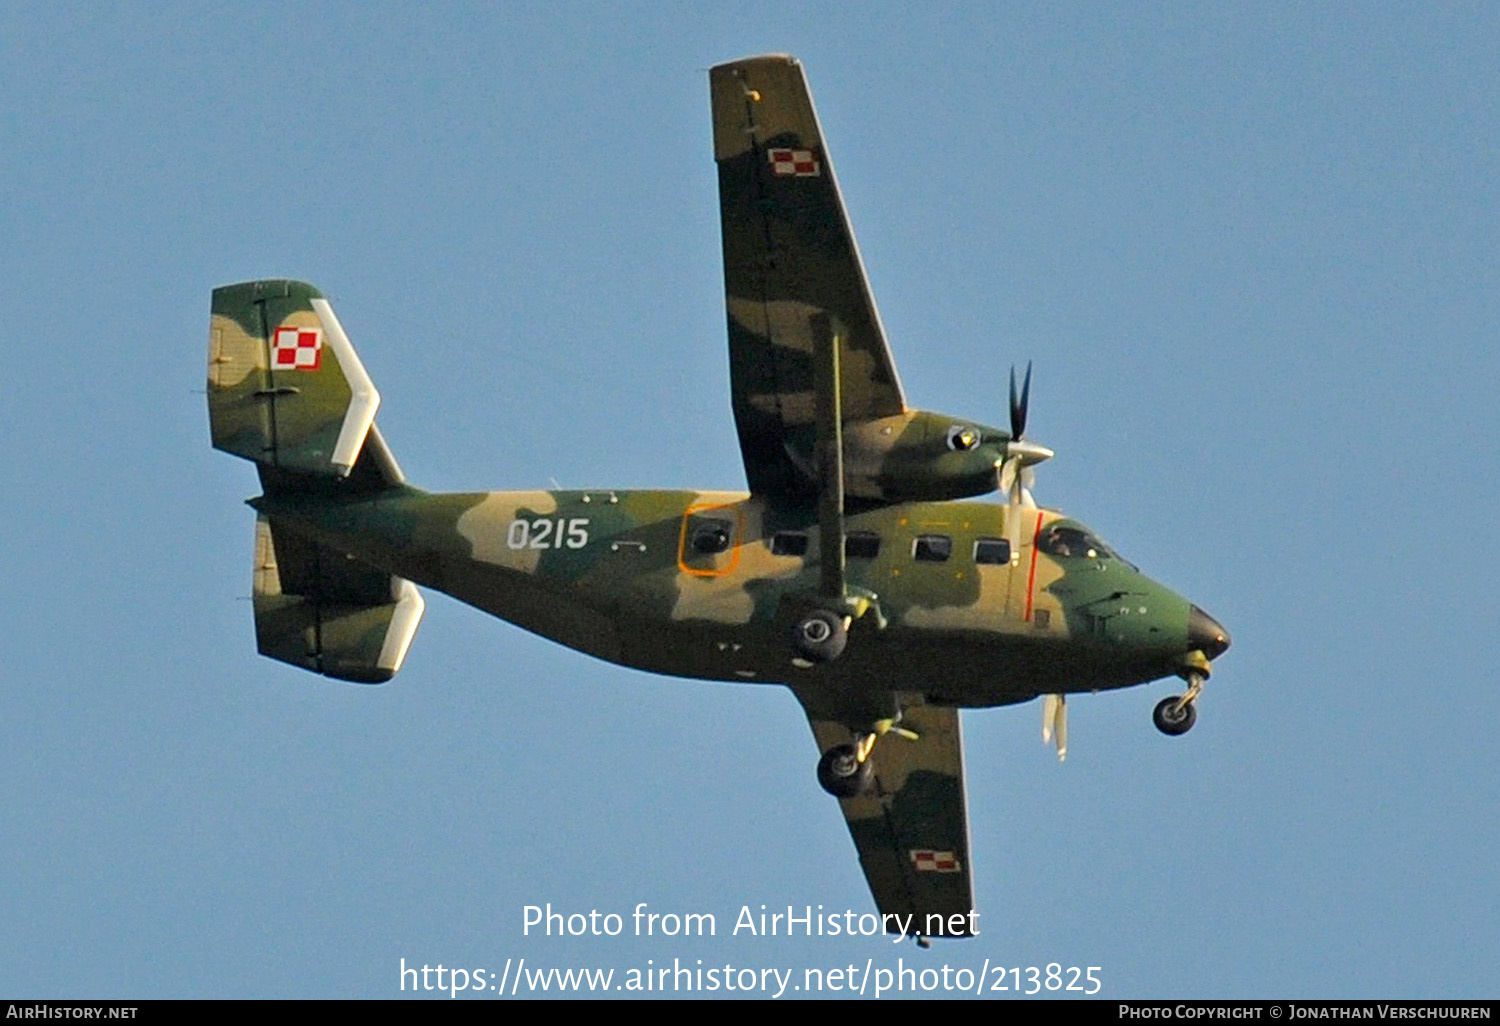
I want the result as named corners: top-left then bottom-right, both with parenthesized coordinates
top-left (1188, 605), bottom-right (1231, 660)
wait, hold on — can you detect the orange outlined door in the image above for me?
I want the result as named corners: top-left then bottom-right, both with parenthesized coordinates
top-left (678, 503), bottom-right (744, 578)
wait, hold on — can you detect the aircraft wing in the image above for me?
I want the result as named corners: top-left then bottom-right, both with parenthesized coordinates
top-left (711, 55), bottom-right (907, 499)
top-left (791, 690), bottom-right (977, 937)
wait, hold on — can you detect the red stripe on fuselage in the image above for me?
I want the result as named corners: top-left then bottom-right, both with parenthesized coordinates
top-left (1023, 511), bottom-right (1044, 622)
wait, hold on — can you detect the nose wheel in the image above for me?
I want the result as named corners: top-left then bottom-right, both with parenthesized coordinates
top-left (1152, 696), bottom-right (1197, 735)
top-left (1153, 670), bottom-right (1205, 736)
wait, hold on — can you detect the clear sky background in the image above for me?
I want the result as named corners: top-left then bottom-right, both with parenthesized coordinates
top-left (4, 2), bottom-right (1498, 1000)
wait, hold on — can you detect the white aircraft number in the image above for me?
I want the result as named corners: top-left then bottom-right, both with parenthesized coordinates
top-left (506, 517), bottom-right (590, 551)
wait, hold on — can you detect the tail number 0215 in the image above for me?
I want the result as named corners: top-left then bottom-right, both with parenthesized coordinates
top-left (507, 517), bottom-right (590, 551)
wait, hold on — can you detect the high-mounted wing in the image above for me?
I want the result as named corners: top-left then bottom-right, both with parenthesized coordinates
top-left (711, 55), bottom-right (907, 500)
top-left (792, 691), bottom-right (976, 937)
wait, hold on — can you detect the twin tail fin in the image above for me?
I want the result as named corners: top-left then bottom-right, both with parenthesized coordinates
top-left (208, 279), bottom-right (383, 480)
top-left (208, 280), bottom-right (421, 683)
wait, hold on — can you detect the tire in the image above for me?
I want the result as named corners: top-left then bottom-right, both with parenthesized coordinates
top-left (1153, 696), bottom-right (1197, 736)
top-left (793, 609), bottom-right (848, 663)
top-left (817, 744), bottom-right (874, 798)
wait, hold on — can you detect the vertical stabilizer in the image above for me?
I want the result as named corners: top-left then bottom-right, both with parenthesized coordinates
top-left (208, 279), bottom-right (379, 477)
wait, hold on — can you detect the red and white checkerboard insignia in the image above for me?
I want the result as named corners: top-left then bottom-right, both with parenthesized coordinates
top-left (768, 148), bottom-right (820, 177)
top-left (271, 325), bottom-right (323, 371)
top-left (910, 850), bottom-right (962, 873)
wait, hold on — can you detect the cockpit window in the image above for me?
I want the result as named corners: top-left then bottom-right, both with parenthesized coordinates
top-left (1037, 525), bottom-right (1116, 560)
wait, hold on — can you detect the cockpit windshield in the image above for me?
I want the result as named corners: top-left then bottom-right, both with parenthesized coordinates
top-left (1037, 524), bottom-right (1118, 561)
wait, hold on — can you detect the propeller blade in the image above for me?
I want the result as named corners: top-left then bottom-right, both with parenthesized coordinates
top-left (1002, 361), bottom-right (1047, 541)
top-left (1005, 499), bottom-right (1024, 562)
top-left (1042, 693), bottom-right (1067, 762)
top-left (1055, 695), bottom-right (1067, 762)
top-left (998, 458), bottom-right (1018, 497)
top-left (1009, 367), bottom-right (1020, 438)
top-left (1009, 361), bottom-right (1033, 440)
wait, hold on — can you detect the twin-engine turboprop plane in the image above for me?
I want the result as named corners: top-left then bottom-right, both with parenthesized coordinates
top-left (207, 54), bottom-right (1229, 941)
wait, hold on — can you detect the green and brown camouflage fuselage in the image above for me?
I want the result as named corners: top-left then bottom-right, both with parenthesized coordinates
top-left (250, 483), bottom-right (1202, 709)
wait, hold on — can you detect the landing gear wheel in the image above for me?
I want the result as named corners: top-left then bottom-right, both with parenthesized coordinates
top-left (817, 744), bottom-right (873, 798)
top-left (793, 610), bottom-right (848, 663)
top-left (1153, 696), bottom-right (1197, 736)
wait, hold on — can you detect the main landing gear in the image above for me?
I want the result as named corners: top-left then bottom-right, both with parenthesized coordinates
top-left (790, 587), bottom-right (885, 665)
top-left (1153, 667), bottom-right (1206, 736)
top-left (816, 744), bottom-right (872, 798)
top-left (793, 610), bottom-right (848, 663)
top-left (816, 717), bottom-right (919, 798)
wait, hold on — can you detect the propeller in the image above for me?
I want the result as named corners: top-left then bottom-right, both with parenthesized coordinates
top-left (1003, 367), bottom-right (1064, 763)
top-left (1042, 693), bottom-right (1067, 762)
top-left (998, 362), bottom-right (1054, 558)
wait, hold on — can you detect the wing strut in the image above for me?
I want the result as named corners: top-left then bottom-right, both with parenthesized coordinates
top-left (813, 314), bottom-right (887, 629)
top-left (790, 312), bottom-right (886, 664)
top-left (813, 312), bottom-right (846, 605)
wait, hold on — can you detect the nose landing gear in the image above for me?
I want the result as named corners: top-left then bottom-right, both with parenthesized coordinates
top-left (1153, 666), bottom-right (1206, 736)
top-left (1153, 694), bottom-right (1197, 735)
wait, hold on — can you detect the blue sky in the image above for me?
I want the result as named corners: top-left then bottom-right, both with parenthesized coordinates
top-left (3, 2), bottom-right (1498, 999)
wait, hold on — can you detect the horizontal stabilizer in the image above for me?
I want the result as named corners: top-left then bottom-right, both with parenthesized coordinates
top-left (252, 516), bottom-right (423, 683)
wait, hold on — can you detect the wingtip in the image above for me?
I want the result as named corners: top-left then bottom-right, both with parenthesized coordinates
top-left (710, 53), bottom-right (799, 74)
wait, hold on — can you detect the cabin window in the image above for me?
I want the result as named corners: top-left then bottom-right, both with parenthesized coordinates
top-left (913, 535), bottom-right (952, 562)
top-left (845, 532), bottom-right (881, 559)
top-left (974, 538), bottom-right (1012, 564)
top-left (771, 531), bottom-right (809, 557)
top-left (689, 520), bottom-right (733, 554)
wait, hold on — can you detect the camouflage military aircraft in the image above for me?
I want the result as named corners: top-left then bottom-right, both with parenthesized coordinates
top-left (207, 54), bottom-right (1229, 941)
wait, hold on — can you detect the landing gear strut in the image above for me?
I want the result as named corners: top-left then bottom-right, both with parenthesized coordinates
top-left (1153, 669), bottom-right (1205, 736)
